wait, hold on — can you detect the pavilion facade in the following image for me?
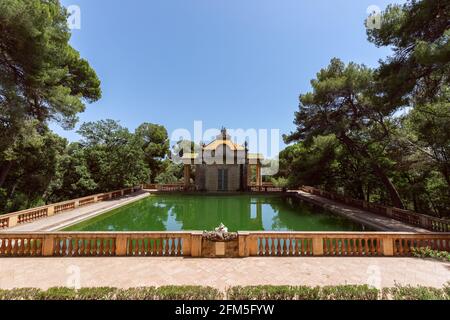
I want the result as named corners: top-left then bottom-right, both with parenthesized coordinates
top-left (182, 129), bottom-right (263, 192)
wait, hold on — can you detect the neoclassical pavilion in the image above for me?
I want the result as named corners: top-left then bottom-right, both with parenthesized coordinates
top-left (182, 129), bottom-right (264, 192)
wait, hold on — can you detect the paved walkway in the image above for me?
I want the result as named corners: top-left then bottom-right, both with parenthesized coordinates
top-left (295, 191), bottom-right (429, 232)
top-left (2, 191), bottom-right (150, 232)
top-left (0, 257), bottom-right (448, 290)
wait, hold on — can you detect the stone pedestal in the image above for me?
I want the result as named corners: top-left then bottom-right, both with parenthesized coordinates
top-left (201, 239), bottom-right (239, 258)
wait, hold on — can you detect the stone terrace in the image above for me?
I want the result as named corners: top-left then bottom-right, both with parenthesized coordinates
top-left (0, 257), bottom-right (448, 290)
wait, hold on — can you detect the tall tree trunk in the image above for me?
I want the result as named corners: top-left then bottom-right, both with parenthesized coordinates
top-left (0, 161), bottom-right (12, 188)
top-left (339, 133), bottom-right (404, 209)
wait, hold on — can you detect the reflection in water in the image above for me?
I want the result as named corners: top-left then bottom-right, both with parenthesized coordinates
top-left (64, 195), bottom-right (369, 232)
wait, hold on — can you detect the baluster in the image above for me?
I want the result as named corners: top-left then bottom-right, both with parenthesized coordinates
top-left (22, 239), bottom-right (29, 256)
top-left (335, 239), bottom-right (339, 256)
top-left (173, 238), bottom-right (179, 255)
top-left (294, 239), bottom-right (299, 256)
top-left (16, 239), bottom-right (23, 256)
top-left (163, 239), bottom-right (168, 255)
top-left (138, 238), bottom-right (143, 256)
top-left (98, 238), bottom-right (104, 256)
top-left (28, 238), bottom-right (37, 256)
top-left (86, 239), bottom-right (91, 256)
top-left (157, 238), bottom-right (163, 255)
top-left (364, 238), bottom-right (369, 256)
top-left (73, 239), bottom-right (78, 256)
top-left (341, 239), bottom-right (347, 256)
top-left (287, 239), bottom-right (293, 256)
top-left (276, 239), bottom-right (282, 256)
top-left (9, 239), bottom-right (16, 256)
top-left (264, 238), bottom-right (270, 256)
top-left (61, 238), bottom-right (68, 256)
top-left (142, 238), bottom-right (148, 256)
top-left (104, 239), bottom-right (110, 256)
top-left (397, 239), bottom-right (403, 256)
top-left (270, 238), bottom-right (276, 255)
top-left (359, 239), bottom-right (364, 256)
top-left (128, 238), bottom-right (134, 256)
top-left (150, 239), bottom-right (155, 256)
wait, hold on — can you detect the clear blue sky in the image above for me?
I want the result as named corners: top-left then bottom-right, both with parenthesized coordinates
top-left (55, 0), bottom-right (404, 151)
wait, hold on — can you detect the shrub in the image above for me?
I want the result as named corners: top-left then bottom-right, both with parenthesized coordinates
top-left (382, 285), bottom-right (447, 300)
top-left (227, 285), bottom-right (377, 300)
top-left (443, 282), bottom-right (450, 297)
top-left (319, 285), bottom-right (379, 300)
top-left (411, 247), bottom-right (450, 262)
top-left (38, 287), bottom-right (78, 300)
top-left (77, 287), bottom-right (119, 300)
top-left (117, 286), bottom-right (222, 300)
top-left (0, 288), bottom-right (41, 300)
top-left (227, 286), bottom-right (320, 300)
top-left (0, 286), bottom-right (221, 300)
top-left (0, 285), bottom-right (448, 300)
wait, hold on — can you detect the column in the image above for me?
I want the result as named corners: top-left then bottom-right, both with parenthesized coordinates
top-left (184, 165), bottom-right (191, 189)
top-left (256, 163), bottom-right (262, 187)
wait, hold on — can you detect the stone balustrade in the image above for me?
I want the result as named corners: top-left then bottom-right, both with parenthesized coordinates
top-left (300, 186), bottom-right (450, 232)
top-left (143, 183), bottom-right (185, 192)
top-left (143, 183), bottom-right (285, 193)
top-left (0, 231), bottom-right (448, 258)
top-left (0, 186), bottom-right (143, 230)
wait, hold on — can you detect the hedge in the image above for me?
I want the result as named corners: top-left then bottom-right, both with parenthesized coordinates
top-left (0, 286), bottom-right (222, 300)
top-left (227, 285), bottom-right (449, 300)
top-left (0, 284), bottom-right (449, 300)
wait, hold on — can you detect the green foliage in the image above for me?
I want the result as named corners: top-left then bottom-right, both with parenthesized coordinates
top-left (0, 285), bottom-right (449, 300)
top-left (0, 286), bottom-right (222, 300)
top-left (227, 285), bottom-right (448, 300)
top-left (0, 119), bottom-right (172, 213)
top-left (0, 0), bottom-right (101, 129)
top-left (227, 286), bottom-right (320, 300)
top-left (77, 120), bottom-right (149, 192)
top-left (0, 0), bottom-right (101, 212)
top-left (281, 0), bottom-right (450, 216)
top-left (382, 285), bottom-right (448, 300)
top-left (411, 247), bottom-right (450, 262)
top-left (320, 285), bottom-right (379, 300)
top-left (270, 177), bottom-right (289, 188)
top-left (136, 123), bottom-right (170, 182)
top-left (155, 160), bottom-right (183, 184)
top-left (285, 58), bottom-right (405, 208)
top-left (367, 0), bottom-right (449, 108)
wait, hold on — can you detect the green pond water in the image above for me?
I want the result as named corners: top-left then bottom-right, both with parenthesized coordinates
top-left (63, 194), bottom-right (370, 232)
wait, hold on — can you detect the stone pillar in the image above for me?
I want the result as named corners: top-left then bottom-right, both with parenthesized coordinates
top-left (256, 163), bottom-right (262, 187)
top-left (312, 237), bottom-right (324, 256)
top-left (247, 164), bottom-right (252, 189)
top-left (382, 237), bottom-right (394, 256)
top-left (238, 232), bottom-right (250, 257)
top-left (115, 235), bottom-right (128, 256)
top-left (190, 232), bottom-right (203, 257)
top-left (184, 165), bottom-right (191, 189)
top-left (42, 235), bottom-right (55, 256)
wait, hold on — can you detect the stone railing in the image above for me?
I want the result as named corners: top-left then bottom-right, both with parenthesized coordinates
top-left (143, 183), bottom-right (286, 193)
top-left (143, 183), bottom-right (185, 192)
top-left (0, 186), bottom-right (143, 230)
top-left (249, 185), bottom-right (286, 192)
top-left (0, 231), bottom-right (448, 258)
top-left (300, 186), bottom-right (450, 232)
